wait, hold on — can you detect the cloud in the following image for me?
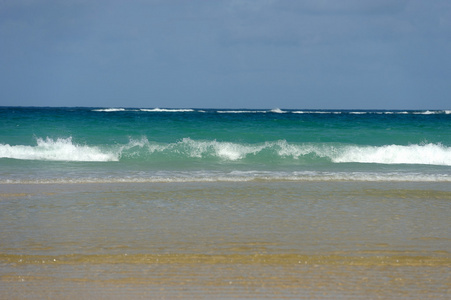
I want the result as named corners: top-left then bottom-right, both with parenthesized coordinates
top-left (0, 0), bottom-right (450, 108)
top-left (219, 0), bottom-right (413, 48)
top-left (275, 0), bottom-right (408, 15)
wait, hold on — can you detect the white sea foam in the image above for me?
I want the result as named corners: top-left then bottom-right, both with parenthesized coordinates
top-left (90, 108), bottom-right (450, 115)
top-left (111, 137), bottom-right (264, 161)
top-left (93, 108), bottom-right (196, 112)
top-left (271, 141), bottom-right (451, 166)
top-left (217, 110), bottom-right (266, 114)
top-left (0, 137), bottom-right (118, 162)
top-left (178, 138), bottom-right (264, 160)
top-left (140, 108), bottom-right (194, 112)
top-left (412, 110), bottom-right (440, 115)
top-left (290, 110), bottom-right (445, 115)
top-left (375, 111), bottom-right (406, 114)
top-left (135, 139), bottom-right (451, 166)
top-left (270, 108), bottom-right (286, 113)
top-left (2, 137), bottom-right (451, 166)
top-left (333, 143), bottom-right (451, 166)
top-left (2, 171), bottom-right (450, 184)
top-left (207, 140), bottom-right (451, 166)
top-left (92, 108), bottom-right (126, 112)
top-left (292, 111), bottom-right (341, 114)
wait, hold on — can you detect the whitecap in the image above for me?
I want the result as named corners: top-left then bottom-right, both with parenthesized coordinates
top-left (333, 143), bottom-right (451, 166)
top-left (217, 110), bottom-right (266, 114)
top-left (140, 108), bottom-right (194, 112)
top-left (270, 108), bottom-right (286, 113)
top-left (0, 137), bottom-right (118, 162)
top-left (92, 108), bottom-right (126, 112)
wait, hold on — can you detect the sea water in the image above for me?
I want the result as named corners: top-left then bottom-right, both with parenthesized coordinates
top-left (1, 107), bottom-right (450, 298)
top-left (1, 107), bottom-right (451, 183)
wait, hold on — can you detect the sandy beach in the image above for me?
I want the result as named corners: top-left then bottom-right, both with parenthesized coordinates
top-left (1, 181), bottom-right (450, 299)
top-left (2, 255), bottom-right (450, 299)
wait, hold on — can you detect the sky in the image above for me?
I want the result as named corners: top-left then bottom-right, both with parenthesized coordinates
top-left (0, 0), bottom-right (450, 109)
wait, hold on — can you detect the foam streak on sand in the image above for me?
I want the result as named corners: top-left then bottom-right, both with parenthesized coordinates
top-left (1, 171), bottom-right (451, 184)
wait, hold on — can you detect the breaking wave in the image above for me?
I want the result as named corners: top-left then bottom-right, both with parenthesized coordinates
top-left (333, 144), bottom-right (451, 165)
top-left (217, 110), bottom-right (267, 114)
top-left (0, 137), bottom-right (118, 162)
top-left (90, 108), bottom-right (451, 115)
top-left (139, 108), bottom-right (195, 112)
top-left (1, 137), bottom-right (451, 166)
top-left (92, 108), bottom-right (126, 112)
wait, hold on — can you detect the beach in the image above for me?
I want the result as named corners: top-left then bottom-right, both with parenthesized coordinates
top-left (1, 107), bottom-right (450, 298)
top-left (2, 0), bottom-right (451, 296)
top-left (1, 181), bottom-right (450, 299)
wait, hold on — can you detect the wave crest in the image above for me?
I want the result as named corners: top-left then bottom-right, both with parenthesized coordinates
top-left (2, 137), bottom-right (451, 166)
top-left (0, 137), bottom-right (118, 162)
top-left (118, 139), bottom-right (451, 166)
top-left (333, 144), bottom-right (451, 165)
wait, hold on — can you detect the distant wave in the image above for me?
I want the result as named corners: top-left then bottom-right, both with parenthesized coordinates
top-left (384, 110), bottom-right (450, 115)
top-left (270, 108), bottom-right (286, 113)
top-left (2, 137), bottom-right (451, 166)
top-left (291, 110), bottom-right (450, 115)
top-left (140, 108), bottom-right (195, 112)
top-left (92, 108), bottom-right (195, 113)
top-left (217, 110), bottom-right (267, 114)
top-left (216, 108), bottom-right (285, 114)
top-left (292, 111), bottom-right (342, 114)
top-left (92, 108), bottom-right (126, 112)
top-left (90, 108), bottom-right (451, 115)
top-left (411, 110), bottom-right (451, 115)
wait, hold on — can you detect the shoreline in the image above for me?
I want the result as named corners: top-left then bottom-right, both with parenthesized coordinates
top-left (1, 181), bottom-right (450, 298)
top-left (2, 255), bottom-right (450, 299)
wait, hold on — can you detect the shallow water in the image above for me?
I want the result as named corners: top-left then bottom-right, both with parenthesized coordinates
top-left (1, 181), bottom-right (450, 298)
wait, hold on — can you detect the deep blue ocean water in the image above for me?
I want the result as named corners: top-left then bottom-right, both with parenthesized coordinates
top-left (1, 107), bottom-right (450, 183)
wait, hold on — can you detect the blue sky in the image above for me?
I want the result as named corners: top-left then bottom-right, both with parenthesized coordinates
top-left (1, 0), bottom-right (450, 109)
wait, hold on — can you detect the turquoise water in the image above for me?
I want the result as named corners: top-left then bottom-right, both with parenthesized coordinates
top-left (1, 107), bottom-right (450, 183)
top-left (1, 107), bottom-right (451, 298)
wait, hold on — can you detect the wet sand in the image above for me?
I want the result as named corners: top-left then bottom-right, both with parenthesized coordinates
top-left (1, 182), bottom-right (450, 299)
top-left (2, 253), bottom-right (450, 299)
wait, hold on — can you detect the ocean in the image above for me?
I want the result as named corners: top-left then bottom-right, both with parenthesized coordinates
top-left (1, 107), bottom-right (450, 298)
top-left (1, 107), bottom-right (451, 183)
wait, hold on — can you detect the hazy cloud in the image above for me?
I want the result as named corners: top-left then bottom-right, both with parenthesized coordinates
top-left (0, 0), bottom-right (450, 108)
